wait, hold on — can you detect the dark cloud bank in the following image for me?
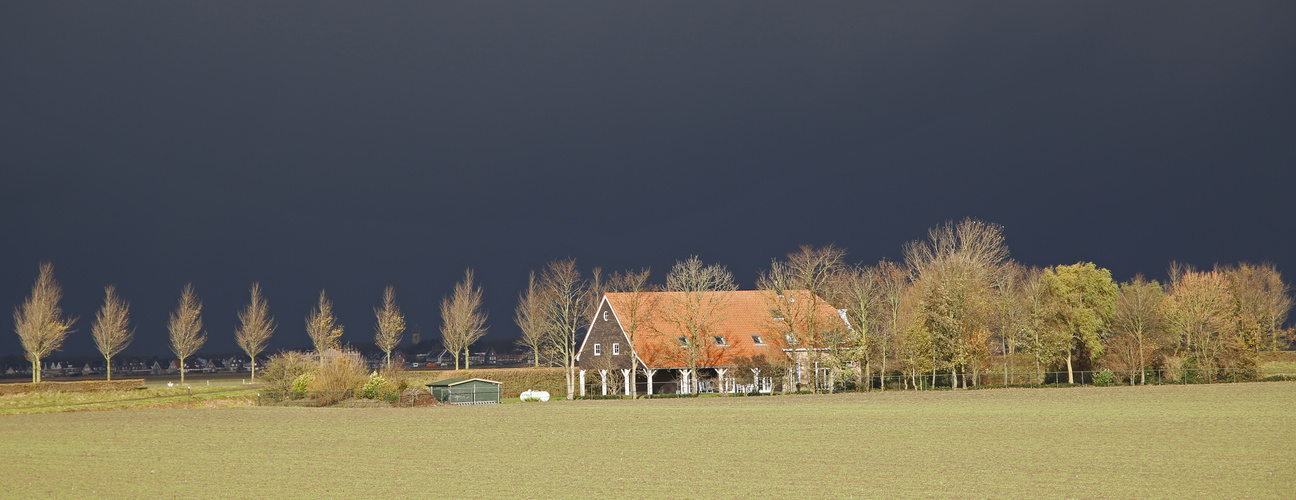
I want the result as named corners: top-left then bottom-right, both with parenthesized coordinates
top-left (2, 2), bottom-right (1293, 357)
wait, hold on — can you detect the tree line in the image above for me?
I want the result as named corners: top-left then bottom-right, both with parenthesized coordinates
top-left (512, 219), bottom-right (1294, 398)
top-left (13, 218), bottom-right (1293, 395)
top-left (11, 264), bottom-right (488, 384)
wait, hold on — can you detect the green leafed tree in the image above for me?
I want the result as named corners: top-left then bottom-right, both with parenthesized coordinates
top-left (1040, 262), bottom-right (1118, 383)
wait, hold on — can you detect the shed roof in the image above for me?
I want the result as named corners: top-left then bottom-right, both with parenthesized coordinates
top-left (426, 377), bottom-right (501, 387)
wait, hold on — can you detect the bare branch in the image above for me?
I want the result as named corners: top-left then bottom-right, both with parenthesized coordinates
top-left (235, 282), bottom-right (276, 380)
top-left (305, 289), bottom-right (344, 352)
top-left (374, 285), bottom-right (406, 367)
top-left (92, 285), bottom-right (133, 381)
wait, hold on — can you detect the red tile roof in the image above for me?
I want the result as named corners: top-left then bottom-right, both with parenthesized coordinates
top-left (602, 289), bottom-right (844, 369)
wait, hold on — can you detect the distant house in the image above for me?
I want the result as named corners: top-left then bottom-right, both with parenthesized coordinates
top-left (576, 289), bottom-right (848, 395)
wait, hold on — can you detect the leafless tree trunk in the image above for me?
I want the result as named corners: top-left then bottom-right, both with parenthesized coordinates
top-left (305, 289), bottom-right (344, 353)
top-left (168, 283), bottom-right (207, 385)
top-left (373, 285), bottom-right (405, 367)
top-left (514, 271), bottom-right (547, 367)
top-left (608, 268), bottom-right (657, 399)
top-left (92, 285), bottom-right (133, 382)
top-left (13, 263), bottom-right (77, 383)
top-left (876, 260), bottom-right (910, 391)
top-left (829, 263), bottom-right (877, 391)
top-left (1110, 275), bottom-right (1168, 385)
top-left (441, 269), bottom-right (488, 370)
top-left (235, 282), bottom-right (275, 381)
top-left (664, 256), bottom-right (736, 394)
top-left (538, 259), bottom-right (589, 400)
top-left (759, 245), bottom-right (847, 393)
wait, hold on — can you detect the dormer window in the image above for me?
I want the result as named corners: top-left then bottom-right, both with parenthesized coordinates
top-left (714, 336), bottom-right (727, 346)
top-left (770, 309), bottom-right (785, 321)
top-left (678, 336), bottom-right (688, 347)
top-left (751, 335), bottom-right (764, 345)
top-left (593, 343), bottom-right (602, 356)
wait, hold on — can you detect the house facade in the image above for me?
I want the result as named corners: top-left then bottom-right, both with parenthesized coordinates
top-left (576, 289), bottom-right (849, 395)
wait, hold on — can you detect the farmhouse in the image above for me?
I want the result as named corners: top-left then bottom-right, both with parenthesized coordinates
top-left (576, 289), bottom-right (849, 395)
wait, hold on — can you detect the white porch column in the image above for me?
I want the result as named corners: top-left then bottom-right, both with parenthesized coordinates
top-left (599, 369), bottom-right (609, 396)
top-left (715, 368), bottom-right (729, 393)
top-left (579, 369), bottom-right (587, 397)
top-left (645, 369), bottom-right (657, 396)
top-left (679, 369), bottom-right (693, 394)
top-left (621, 369), bottom-right (631, 396)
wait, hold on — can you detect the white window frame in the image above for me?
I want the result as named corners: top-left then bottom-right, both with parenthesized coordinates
top-left (593, 343), bottom-right (602, 356)
top-left (713, 335), bottom-right (727, 346)
top-left (751, 335), bottom-right (764, 345)
top-left (612, 343), bottom-right (620, 355)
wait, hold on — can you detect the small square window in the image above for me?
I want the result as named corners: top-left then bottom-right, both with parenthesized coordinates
top-left (751, 335), bottom-right (764, 345)
top-left (612, 343), bottom-right (620, 355)
top-left (714, 336), bottom-right (728, 346)
top-left (770, 309), bottom-right (785, 321)
top-left (678, 336), bottom-right (688, 347)
top-left (593, 343), bottom-right (602, 356)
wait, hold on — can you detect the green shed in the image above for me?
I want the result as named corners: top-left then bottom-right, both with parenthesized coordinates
top-left (426, 378), bottom-right (501, 405)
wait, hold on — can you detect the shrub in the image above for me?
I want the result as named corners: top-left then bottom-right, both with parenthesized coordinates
top-left (261, 351), bottom-right (316, 393)
top-left (361, 372), bottom-right (387, 399)
top-left (291, 373), bottom-right (313, 397)
top-left (307, 350), bottom-right (368, 405)
top-left (1093, 369), bottom-right (1115, 387)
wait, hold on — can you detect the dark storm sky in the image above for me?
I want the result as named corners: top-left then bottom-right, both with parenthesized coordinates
top-left (2, 2), bottom-right (1294, 358)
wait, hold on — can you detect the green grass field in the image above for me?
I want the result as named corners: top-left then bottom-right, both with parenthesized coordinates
top-left (1, 382), bottom-right (1292, 498)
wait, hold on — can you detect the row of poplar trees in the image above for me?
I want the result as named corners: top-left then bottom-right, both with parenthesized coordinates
top-left (11, 263), bottom-right (489, 384)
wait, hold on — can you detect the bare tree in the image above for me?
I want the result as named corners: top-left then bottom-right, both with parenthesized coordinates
top-left (759, 245), bottom-right (848, 392)
top-left (875, 259), bottom-right (910, 390)
top-left (441, 269), bottom-right (488, 370)
top-left (235, 282), bottom-right (275, 381)
top-left (829, 263), bottom-right (878, 390)
top-left (373, 285), bottom-right (405, 367)
top-left (607, 268), bottom-right (657, 398)
top-left (1108, 275), bottom-right (1169, 384)
top-left (92, 285), bottom-right (133, 382)
top-left (305, 289), bottom-right (344, 353)
top-left (168, 283), bottom-right (207, 385)
top-left (514, 271), bottom-right (547, 367)
top-left (13, 263), bottom-right (77, 383)
top-left (662, 256), bottom-right (736, 394)
top-left (992, 262), bottom-right (1032, 387)
top-left (538, 259), bottom-right (591, 400)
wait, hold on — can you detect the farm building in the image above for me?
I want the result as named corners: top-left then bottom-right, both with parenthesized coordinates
top-left (426, 378), bottom-right (502, 405)
top-left (576, 289), bottom-right (850, 395)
